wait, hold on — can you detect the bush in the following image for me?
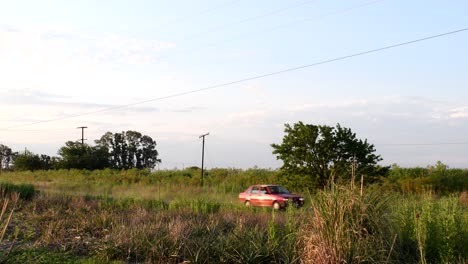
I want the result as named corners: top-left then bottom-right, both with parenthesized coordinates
top-left (0, 182), bottom-right (36, 200)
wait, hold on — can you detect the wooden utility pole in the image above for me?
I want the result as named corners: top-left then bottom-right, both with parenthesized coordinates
top-left (351, 155), bottom-right (356, 190)
top-left (77, 126), bottom-right (88, 145)
top-left (199, 133), bottom-right (209, 187)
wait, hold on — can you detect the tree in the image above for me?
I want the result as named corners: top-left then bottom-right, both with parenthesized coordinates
top-left (0, 144), bottom-right (16, 171)
top-left (95, 130), bottom-right (160, 169)
top-left (57, 141), bottom-right (109, 170)
top-left (12, 150), bottom-right (56, 171)
top-left (271, 122), bottom-right (383, 189)
top-left (13, 150), bottom-right (41, 171)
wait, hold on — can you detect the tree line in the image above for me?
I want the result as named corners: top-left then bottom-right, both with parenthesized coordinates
top-left (2, 122), bottom-right (398, 190)
top-left (1, 122), bottom-right (464, 192)
top-left (0, 130), bottom-right (160, 171)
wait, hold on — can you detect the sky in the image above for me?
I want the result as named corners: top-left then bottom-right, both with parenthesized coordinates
top-left (1, 0), bottom-right (467, 169)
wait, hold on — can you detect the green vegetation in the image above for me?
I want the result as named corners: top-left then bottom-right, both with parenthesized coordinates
top-left (385, 162), bottom-right (468, 194)
top-left (272, 122), bottom-right (384, 189)
top-left (391, 193), bottom-right (468, 263)
top-left (0, 130), bottom-right (160, 172)
top-left (0, 182), bottom-right (36, 200)
top-left (301, 185), bottom-right (394, 263)
top-left (0, 168), bottom-right (465, 263)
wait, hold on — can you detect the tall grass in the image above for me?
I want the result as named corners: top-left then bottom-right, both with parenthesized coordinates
top-left (301, 185), bottom-right (394, 263)
top-left (391, 193), bottom-right (468, 263)
top-left (0, 169), bottom-right (466, 263)
top-left (0, 190), bottom-right (19, 262)
top-left (0, 182), bottom-right (35, 200)
top-left (5, 193), bottom-right (303, 263)
top-left (0, 168), bottom-right (280, 202)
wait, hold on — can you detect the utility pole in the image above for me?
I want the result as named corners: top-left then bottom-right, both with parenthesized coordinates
top-left (199, 132), bottom-right (209, 187)
top-left (77, 126), bottom-right (88, 145)
top-left (351, 155), bottom-right (356, 190)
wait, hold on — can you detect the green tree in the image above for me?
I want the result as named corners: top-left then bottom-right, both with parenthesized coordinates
top-left (57, 141), bottom-right (109, 170)
top-left (13, 150), bottom-right (43, 171)
top-left (271, 122), bottom-right (383, 189)
top-left (0, 144), bottom-right (16, 171)
top-left (95, 130), bottom-right (160, 169)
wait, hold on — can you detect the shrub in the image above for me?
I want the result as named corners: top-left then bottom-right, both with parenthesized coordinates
top-left (0, 182), bottom-right (36, 200)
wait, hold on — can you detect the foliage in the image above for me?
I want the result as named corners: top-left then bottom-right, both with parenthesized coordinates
top-left (5, 248), bottom-right (82, 264)
top-left (0, 144), bottom-right (15, 171)
top-left (390, 193), bottom-right (468, 263)
top-left (301, 185), bottom-right (394, 263)
top-left (95, 130), bottom-right (160, 169)
top-left (0, 170), bottom-right (466, 263)
top-left (385, 162), bottom-right (468, 194)
top-left (9, 130), bottom-right (161, 171)
top-left (272, 122), bottom-right (383, 189)
top-left (57, 141), bottom-right (110, 170)
top-left (3, 194), bottom-right (302, 263)
top-left (12, 150), bottom-right (53, 171)
top-left (0, 191), bottom-right (19, 263)
top-left (0, 182), bottom-right (36, 200)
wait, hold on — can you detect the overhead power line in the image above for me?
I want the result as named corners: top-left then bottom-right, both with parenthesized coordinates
top-left (182, 0), bottom-right (318, 41)
top-left (154, 0), bottom-right (242, 29)
top-left (157, 0), bottom-right (384, 62)
top-left (3, 27), bottom-right (468, 130)
top-left (379, 142), bottom-right (468, 146)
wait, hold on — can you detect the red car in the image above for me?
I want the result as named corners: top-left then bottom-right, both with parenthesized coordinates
top-left (239, 184), bottom-right (305, 209)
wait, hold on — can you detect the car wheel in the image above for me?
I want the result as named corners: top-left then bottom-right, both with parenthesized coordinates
top-left (273, 201), bottom-right (281, 210)
top-left (245, 200), bottom-right (251, 206)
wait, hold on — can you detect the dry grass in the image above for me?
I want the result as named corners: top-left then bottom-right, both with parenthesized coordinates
top-left (0, 174), bottom-right (465, 263)
top-left (300, 185), bottom-right (393, 264)
top-left (0, 191), bottom-right (19, 262)
top-left (460, 191), bottom-right (468, 207)
top-left (3, 193), bottom-right (303, 263)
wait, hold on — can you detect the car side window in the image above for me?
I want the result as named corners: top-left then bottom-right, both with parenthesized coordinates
top-left (251, 186), bottom-right (259, 194)
top-left (260, 187), bottom-right (267, 194)
top-left (269, 186), bottom-right (278, 194)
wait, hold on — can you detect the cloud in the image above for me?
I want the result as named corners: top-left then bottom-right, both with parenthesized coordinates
top-left (168, 106), bottom-right (207, 113)
top-left (288, 96), bottom-right (468, 123)
top-left (0, 24), bottom-right (175, 67)
top-left (0, 89), bottom-right (161, 131)
top-left (448, 106), bottom-right (468, 119)
top-left (76, 33), bottom-right (176, 65)
top-left (226, 110), bottom-right (267, 126)
top-left (292, 99), bottom-right (369, 112)
top-left (0, 89), bottom-right (69, 104)
top-left (0, 89), bottom-right (158, 112)
top-left (0, 24), bottom-right (20, 33)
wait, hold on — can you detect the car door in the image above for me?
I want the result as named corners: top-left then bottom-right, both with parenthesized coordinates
top-left (249, 186), bottom-right (261, 206)
top-left (256, 186), bottom-right (269, 206)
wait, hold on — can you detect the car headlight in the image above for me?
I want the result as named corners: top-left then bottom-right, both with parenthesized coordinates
top-left (299, 198), bottom-right (304, 201)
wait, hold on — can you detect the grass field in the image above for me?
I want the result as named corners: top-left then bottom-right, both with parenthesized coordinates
top-left (0, 169), bottom-right (466, 263)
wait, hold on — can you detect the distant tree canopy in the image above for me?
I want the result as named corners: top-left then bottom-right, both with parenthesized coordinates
top-left (95, 130), bottom-right (160, 170)
top-left (271, 122), bottom-right (385, 189)
top-left (57, 141), bottom-right (110, 170)
top-left (0, 144), bottom-right (15, 171)
top-left (13, 150), bottom-right (53, 171)
top-left (5, 130), bottom-right (160, 171)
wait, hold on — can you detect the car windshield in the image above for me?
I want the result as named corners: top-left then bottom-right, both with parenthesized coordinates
top-left (268, 185), bottom-right (290, 194)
